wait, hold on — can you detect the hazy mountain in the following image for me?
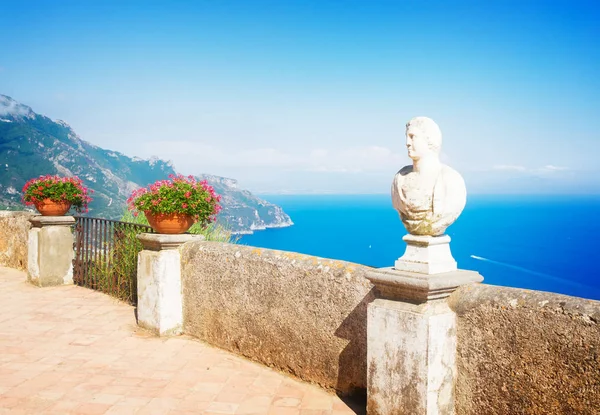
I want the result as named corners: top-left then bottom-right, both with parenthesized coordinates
top-left (0, 94), bottom-right (292, 233)
top-left (197, 174), bottom-right (293, 234)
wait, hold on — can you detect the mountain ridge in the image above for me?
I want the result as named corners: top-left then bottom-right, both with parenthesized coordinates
top-left (0, 94), bottom-right (293, 234)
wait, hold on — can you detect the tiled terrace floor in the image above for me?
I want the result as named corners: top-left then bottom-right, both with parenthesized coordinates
top-left (0, 267), bottom-right (361, 415)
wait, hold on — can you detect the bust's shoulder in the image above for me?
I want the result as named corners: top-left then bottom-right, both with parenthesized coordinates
top-left (439, 164), bottom-right (464, 180)
top-left (392, 166), bottom-right (413, 188)
top-left (438, 164), bottom-right (466, 190)
top-left (396, 165), bottom-right (413, 177)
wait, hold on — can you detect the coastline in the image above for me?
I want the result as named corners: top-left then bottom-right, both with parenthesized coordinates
top-left (231, 219), bottom-right (294, 236)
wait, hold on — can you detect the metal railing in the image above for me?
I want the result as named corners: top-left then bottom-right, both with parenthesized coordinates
top-left (73, 217), bottom-right (154, 305)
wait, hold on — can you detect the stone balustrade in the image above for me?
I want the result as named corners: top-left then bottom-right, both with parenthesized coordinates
top-left (0, 211), bottom-right (33, 270)
top-left (134, 238), bottom-right (600, 414)
top-left (0, 211), bottom-right (597, 414)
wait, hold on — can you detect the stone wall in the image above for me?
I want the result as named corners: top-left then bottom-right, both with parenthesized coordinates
top-left (179, 240), bottom-right (600, 408)
top-left (0, 211), bottom-right (33, 270)
top-left (449, 284), bottom-right (600, 415)
top-left (180, 241), bottom-right (375, 395)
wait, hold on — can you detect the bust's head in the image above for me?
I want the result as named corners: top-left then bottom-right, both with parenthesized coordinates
top-left (405, 117), bottom-right (442, 161)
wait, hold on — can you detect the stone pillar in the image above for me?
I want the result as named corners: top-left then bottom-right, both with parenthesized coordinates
top-left (137, 233), bottom-right (203, 336)
top-left (373, 115), bottom-right (478, 414)
top-left (27, 216), bottom-right (75, 287)
top-left (366, 266), bottom-right (483, 415)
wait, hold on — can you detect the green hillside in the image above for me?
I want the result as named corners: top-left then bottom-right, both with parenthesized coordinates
top-left (0, 94), bottom-right (292, 233)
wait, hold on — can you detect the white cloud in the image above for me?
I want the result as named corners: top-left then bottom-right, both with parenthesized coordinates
top-left (0, 96), bottom-right (30, 117)
top-left (142, 141), bottom-right (406, 175)
top-left (492, 164), bottom-right (569, 174)
top-left (305, 146), bottom-right (404, 173)
top-left (541, 165), bottom-right (569, 172)
top-left (493, 164), bottom-right (527, 172)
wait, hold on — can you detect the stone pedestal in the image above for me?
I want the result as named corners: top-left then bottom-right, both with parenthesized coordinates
top-left (366, 267), bottom-right (483, 415)
top-left (137, 233), bottom-right (203, 336)
top-left (27, 216), bottom-right (75, 287)
top-left (395, 234), bottom-right (457, 275)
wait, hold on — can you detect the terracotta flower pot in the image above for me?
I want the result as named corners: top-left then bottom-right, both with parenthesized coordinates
top-left (144, 211), bottom-right (195, 234)
top-left (34, 199), bottom-right (72, 216)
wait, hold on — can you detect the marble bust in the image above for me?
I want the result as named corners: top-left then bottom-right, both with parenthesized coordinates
top-left (391, 117), bottom-right (466, 236)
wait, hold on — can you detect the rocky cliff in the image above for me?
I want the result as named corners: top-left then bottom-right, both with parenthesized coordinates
top-left (0, 94), bottom-right (292, 234)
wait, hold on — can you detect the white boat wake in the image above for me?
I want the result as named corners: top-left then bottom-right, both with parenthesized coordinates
top-left (470, 255), bottom-right (590, 290)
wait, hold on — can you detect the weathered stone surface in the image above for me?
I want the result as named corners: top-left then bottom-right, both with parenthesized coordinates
top-left (138, 233), bottom-right (203, 251)
top-left (365, 265), bottom-right (480, 414)
top-left (27, 218), bottom-right (74, 287)
top-left (137, 248), bottom-right (184, 336)
top-left (0, 211), bottom-right (34, 270)
top-left (367, 299), bottom-right (457, 415)
top-left (180, 241), bottom-right (375, 395)
top-left (137, 233), bottom-right (204, 336)
top-left (394, 234), bottom-right (457, 275)
top-left (449, 284), bottom-right (600, 415)
top-left (29, 215), bottom-right (75, 227)
top-left (367, 267), bottom-right (482, 303)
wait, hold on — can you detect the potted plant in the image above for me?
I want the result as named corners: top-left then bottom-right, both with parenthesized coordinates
top-left (127, 174), bottom-right (222, 234)
top-left (22, 175), bottom-right (93, 216)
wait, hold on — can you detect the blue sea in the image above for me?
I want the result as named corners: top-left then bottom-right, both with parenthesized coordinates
top-left (241, 195), bottom-right (600, 301)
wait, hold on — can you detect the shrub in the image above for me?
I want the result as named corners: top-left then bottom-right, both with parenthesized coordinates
top-left (22, 175), bottom-right (93, 213)
top-left (74, 218), bottom-right (149, 305)
top-left (75, 207), bottom-right (238, 305)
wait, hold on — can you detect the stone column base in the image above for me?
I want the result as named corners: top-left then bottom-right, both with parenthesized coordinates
top-left (137, 233), bottom-right (203, 336)
top-left (395, 234), bottom-right (457, 275)
top-left (368, 267), bottom-right (482, 303)
top-left (28, 216), bottom-right (75, 287)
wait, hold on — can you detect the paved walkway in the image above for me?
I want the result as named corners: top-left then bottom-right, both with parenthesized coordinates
top-left (0, 267), bottom-right (360, 415)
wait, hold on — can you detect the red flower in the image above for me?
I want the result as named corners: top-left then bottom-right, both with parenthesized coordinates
top-left (22, 175), bottom-right (92, 213)
top-left (126, 176), bottom-right (222, 225)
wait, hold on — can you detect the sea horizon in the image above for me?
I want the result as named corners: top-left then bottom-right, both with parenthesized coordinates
top-left (242, 193), bottom-right (600, 301)
top-left (255, 191), bottom-right (600, 197)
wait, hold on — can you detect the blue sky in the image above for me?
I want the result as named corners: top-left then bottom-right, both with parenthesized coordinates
top-left (1, 0), bottom-right (599, 194)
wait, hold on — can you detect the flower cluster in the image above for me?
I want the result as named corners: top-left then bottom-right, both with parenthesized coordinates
top-left (22, 175), bottom-right (93, 213)
top-left (127, 174), bottom-right (222, 225)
